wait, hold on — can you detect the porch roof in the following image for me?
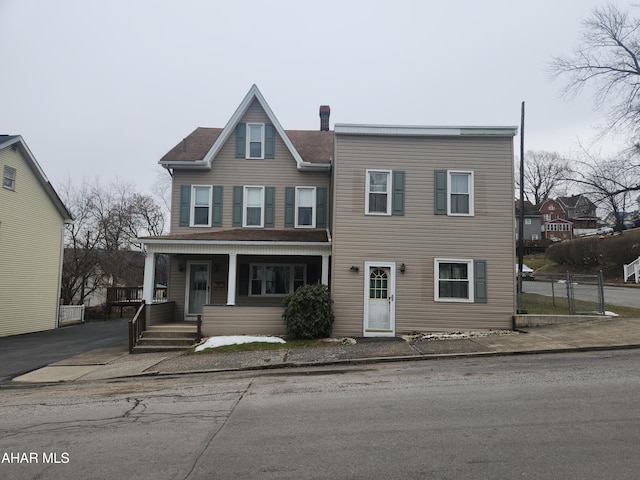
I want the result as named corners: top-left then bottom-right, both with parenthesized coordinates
top-left (140, 229), bottom-right (329, 243)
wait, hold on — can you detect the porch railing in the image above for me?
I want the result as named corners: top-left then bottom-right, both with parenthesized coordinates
top-left (128, 302), bottom-right (147, 353)
top-left (59, 305), bottom-right (85, 325)
top-left (624, 256), bottom-right (640, 283)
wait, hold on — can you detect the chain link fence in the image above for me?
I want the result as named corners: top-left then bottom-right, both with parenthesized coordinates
top-left (519, 271), bottom-right (605, 315)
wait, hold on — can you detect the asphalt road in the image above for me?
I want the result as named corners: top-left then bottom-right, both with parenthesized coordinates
top-left (1, 350), bottom-right (639, 479)
top-left (0, 319), bottom-right (128, 382)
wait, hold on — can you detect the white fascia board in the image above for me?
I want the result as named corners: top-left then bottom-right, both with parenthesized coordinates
top-left (297, 161), bottom-right (332, 172)
top-left (201, 84), bottom-right (306, 168)
top-left (158, 159), bottom-right (210, 170)
top-left (138, 238), bottom-right (331, 247)
top-left (335, 124), bottom-right (517, 136)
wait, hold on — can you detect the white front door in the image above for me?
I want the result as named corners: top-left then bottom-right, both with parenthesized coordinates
top-left (185, 261), bottom-right (210, 320)
top-left (363, 262), bottom-right (395, 337)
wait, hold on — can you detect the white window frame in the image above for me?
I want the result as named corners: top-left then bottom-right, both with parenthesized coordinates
top-left (447, 170), bottom-right (474, 216)
top-left (295, 186), bottom-right (316, 228)
top-left (243, 186), bottom-right (265, 227)
top-left (249, 264), bottom-right (306, 297)
top-left (525, 218), bottom-right (532, 225)
top-left (3, 166), bottom-right (15, 191)
top-left (246, 123), bottom-right (265, 159)
top-left (190, 185), bottom-right (212, 227)
top-left (434, 258), bottom-right (474, 303)
top-left (365, 169), bottom-right (392, 215)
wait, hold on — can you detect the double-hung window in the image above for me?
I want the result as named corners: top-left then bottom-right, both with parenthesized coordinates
top-left (448, 171), bottom-right (473, 215)
top-left (3, 166), bottom-right (15, 191)
top-left (366, 170), bottom-right (392, 215)
top-left (247, 123), bottom-right (265, 159)
top-left (191, 186), bottom-right (212, 227)
top-left (250, 264), bottom-right (306, 296)
top-left (296, 187), bottom-right (316, 227)
top-left (244, 186), bottom-right (265, 227)
top-left (435, 258), bottom-right (474, 302)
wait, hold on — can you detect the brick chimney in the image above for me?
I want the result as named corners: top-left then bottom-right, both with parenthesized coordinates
top-left (319, 105), bottom-right (330, 131)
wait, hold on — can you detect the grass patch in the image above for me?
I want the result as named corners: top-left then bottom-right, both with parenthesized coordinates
top-left (521, 292), bottom-right (640, 317)
top-left (187, 338), bottom-right (334, 355)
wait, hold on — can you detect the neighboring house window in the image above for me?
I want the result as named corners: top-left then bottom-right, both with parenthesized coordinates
top-left (191, 186), bottom-right (212, 227)
top-left (3, 166), bottom-right (15, 191)
top-left (448, 171), bottom-right (473, 215)
top-left (250, 264), bottom-right (306, 296)
top-left (549, 205), bottom-right (555, 210)
top-left (435, 259), bottom-right (474, 302)
top-left (247, 123), bottom-right (265, 159)
top-left (296, 187), bottom-right (316, 227)
top-left (525, 218), bottom-right (532, 225)
top-left (244, 186), bottom-right (265, 227)
top-left (366, 170), bottom-right (392, 215)
top-left (434, 170), bottom-right (474, 216)
top-left (532, 234), bottom-right (540, 240)
top-left (544, 214), bottom-right (551, 221)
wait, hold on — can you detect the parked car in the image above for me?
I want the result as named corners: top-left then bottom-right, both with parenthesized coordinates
top-left (516, 263), bottom-right (535, 280)
top-left (596, 226), bottom-right (614, 236)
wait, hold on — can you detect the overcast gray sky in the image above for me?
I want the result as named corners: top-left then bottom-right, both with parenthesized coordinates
top-left (1, 0), bottom-right (633, 197)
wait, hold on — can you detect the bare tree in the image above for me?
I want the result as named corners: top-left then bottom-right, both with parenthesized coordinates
top-left (550, 3), bottom-right (640, 140)
top-left (517, 150), bottom-right (569, 205)
top-left (60, 178), bottom-right (166, 305)
top-left (566, 148), bottom-right (640, 230)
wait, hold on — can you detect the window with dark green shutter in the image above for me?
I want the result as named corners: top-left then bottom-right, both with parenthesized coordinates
top-left (212, 186), bottom-right (223, 227)
top-left (179, 185), bottom-right (191, 226)
top-left (235, 123), bottom-right (246, 158)
top-left (392, 171), bottom-right (405, 216)
top-left (434, 170), bottom-right (447, 215)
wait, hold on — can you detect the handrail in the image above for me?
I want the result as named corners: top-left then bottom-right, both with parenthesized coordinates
top-left (623, 256), bottom-right (640, 283)
top-left (196, 314), bottom-right (203, 343)
top-left (128, 302), bottom-right (146, 353)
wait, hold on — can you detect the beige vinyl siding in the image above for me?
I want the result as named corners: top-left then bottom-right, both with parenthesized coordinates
top-left (201, 305), bottom-right (285, 336)
top-left (0, 147), bottom-right (65, 337)
top-left (170, 100), bottom-right (330, 233)
top-left (331, 134), bottom-right (515, 336)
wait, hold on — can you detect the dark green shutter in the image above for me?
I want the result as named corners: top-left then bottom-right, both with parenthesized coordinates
top-left (212, 186), bottom-right (223, 227)
top-left (265, 187), bottom-right (275, 227)
top-left (265, 124), bottom-right (275, 159)
top-left (235, 123), bottom-right (246, 158)
top-left (316, 187), bottom-right (327, 227)
top-left (232, 186), bottom-right (243, 226)
top-left (285, 187), bottom-right (295, 227)
top-left (392, 171), bottom-right (405, 216)
top-left (239, 264), bottom-right (250, 296)
top-left (179, 185), bottom-right (191, 226)
top-left (474, 260), bottom-right (487, 303)
top-left (434, 170), bottom-right (447, 215)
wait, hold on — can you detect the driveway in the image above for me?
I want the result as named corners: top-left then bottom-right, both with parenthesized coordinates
top-left (0, 319), bottom-right (128, 382)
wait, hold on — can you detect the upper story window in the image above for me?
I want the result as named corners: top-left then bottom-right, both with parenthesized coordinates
top-left (296, 187), bottom-right (316, 227)
top-left (544, 214), bottom-right (551, 221)
top-left (247, 123), bottom-right (265, 159)
top-left (366, 170), bottom-right (392, 215)
top-left (525, 218), bottom-right (532, 225)
top-left (549, 205), bottom-right (555, 211)
top-left (3, 166), bottom-right (15, 191)
top-left (448, 171), bottom-right (473, 215)
top-left (244, 186), bottom-right (265, 227)
top-left (435, 170), bottom-right (474, 216)
top-left (191, 186), bottom-right (212, 227)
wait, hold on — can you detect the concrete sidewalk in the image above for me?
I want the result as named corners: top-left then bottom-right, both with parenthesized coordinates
top-left (11, 317), bottom-right (640, 383)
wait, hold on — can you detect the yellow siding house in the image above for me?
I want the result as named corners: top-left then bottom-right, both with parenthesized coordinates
top-left (0, 135), bottom-right (72, 337)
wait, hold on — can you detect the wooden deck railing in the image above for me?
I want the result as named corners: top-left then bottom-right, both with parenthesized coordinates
top-left (128, 303), bottom-right (147, 353)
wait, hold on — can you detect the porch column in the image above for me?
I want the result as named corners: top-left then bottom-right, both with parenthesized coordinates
top-left (321, 254), bottom-right (330, 286)
top-left (227, 253), bottom-right (237, 306)
top-left (142, 251), bottom-right (156, 304)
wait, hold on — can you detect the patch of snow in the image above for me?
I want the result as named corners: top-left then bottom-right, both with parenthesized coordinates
top-left (195, 335), bottom-right (286, 352)
top-left (402, 330), bottom-right (515, 342)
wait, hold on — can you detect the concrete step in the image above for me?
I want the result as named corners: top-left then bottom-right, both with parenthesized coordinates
top-left (137, 337), bottom-right (196, 347)
top-left (131, 344), bottom-right (191, 354)
top-left (141, 330), bottom-right (198, 339)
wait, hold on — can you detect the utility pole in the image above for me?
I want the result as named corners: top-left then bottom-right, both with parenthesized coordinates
top-left (517, 101), bottom-right (526, 313)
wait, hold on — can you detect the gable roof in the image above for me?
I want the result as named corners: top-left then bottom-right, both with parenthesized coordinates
top-left (0, 135), bottom-right (73, 222)
top-left (159, 85), bottom-right (332, 171)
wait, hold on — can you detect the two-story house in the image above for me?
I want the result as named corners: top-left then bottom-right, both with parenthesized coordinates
top-left (0, 135), bottom-right (73, 337)
top-left (138, 85), bottom-right (517, 338)
top-left (515, 200), bottom-right (543, 241)
top-left (539, 198), bottom-right (572, 241)
top-left (557, 195), bottom-right (597, 236)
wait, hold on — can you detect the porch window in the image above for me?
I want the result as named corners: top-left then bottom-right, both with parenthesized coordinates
top-left (250, 264), bottom-right (306, 296)
top-left (191, 186), bottom-right (212, 226)
top-left (296, 187), bottom-right (316, 227)
top-left (244, 186), bottom-right (264, 227)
